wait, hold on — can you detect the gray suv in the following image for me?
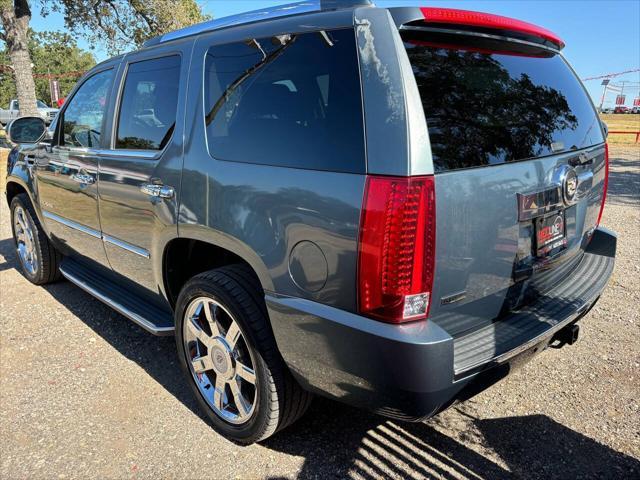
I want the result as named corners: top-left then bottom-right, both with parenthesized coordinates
top-left (4, 1), bottom-right (616, 444)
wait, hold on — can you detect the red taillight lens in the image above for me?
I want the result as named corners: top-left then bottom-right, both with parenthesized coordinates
top-left (596, 143), bottom-right (609, 227)
top-left (358, 175), bottom-right (436, 324)
top-left (419, 7), bottom-right (565, 49)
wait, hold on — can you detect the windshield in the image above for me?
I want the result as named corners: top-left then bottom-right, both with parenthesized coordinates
top-left (403, 35), bottom-right (604, 172)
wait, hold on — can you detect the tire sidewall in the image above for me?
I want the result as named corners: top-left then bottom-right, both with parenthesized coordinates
top-left (175, 277), bottom-right (274, 443)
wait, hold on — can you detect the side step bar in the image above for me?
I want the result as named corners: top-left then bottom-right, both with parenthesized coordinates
top-left (59, 258), bottom-right (175, 336)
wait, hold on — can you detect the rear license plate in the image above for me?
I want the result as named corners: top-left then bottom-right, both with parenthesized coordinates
top-left (536, 211), bottom-right (567, 256)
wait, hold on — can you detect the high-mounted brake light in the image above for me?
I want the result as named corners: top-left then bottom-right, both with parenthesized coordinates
top-left (358, 176), bottom-right (436, 324)
top-left (419, 7), bottom-right (565, 49)
top-left (596, 143), bottom-right (609, 227)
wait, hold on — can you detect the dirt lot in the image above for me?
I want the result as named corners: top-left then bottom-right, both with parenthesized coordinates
top-left (0, 145), bottom-right (638, 479)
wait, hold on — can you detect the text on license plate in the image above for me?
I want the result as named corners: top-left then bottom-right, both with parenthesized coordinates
top-left (536, 211), bottom-right (567, 256)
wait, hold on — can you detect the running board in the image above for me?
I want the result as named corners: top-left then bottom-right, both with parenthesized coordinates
top-left (59, 258), bottom-right (175, 336)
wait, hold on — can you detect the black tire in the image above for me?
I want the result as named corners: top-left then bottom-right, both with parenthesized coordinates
top-left (10, 193), bottom-right (62, 284)
top-left (175, 264), bottom-right (313, 444)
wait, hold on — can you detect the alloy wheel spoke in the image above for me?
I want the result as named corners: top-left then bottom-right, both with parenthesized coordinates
top-left (203, 301), bottom-right (221, 338)
top-left (16, 212), bottom-right (28, 233)
top-left (235, 362), bottom-right (256, 385)
top-left (225, 320), bottom-right (241, 350)
top-left (187, 315), bottom-right (213, 347)
top-left (229, 380), bottom-right (249, 419)
top-left (192, 355), bottom-right (213, 374)
top-left (213, 377), bottom-right (225, 411)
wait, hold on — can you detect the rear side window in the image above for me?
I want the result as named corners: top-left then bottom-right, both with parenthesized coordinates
top-left (403, 36), bottom-right (604, 172)
top-left (116, 55), bottom-right (181, 150)
top-left (204, 29), bottom-right (365, 173)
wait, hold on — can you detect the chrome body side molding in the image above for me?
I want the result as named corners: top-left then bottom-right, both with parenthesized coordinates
top-left (43, 210), bottom-right (151, 258)
top-left (102, 234), bottom-right (151, 259)
top-left (42, 210), bottom-right (101, 239)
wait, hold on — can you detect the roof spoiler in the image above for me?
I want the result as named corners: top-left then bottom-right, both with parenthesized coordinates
top-left (144, 0), bottom-right (373, 48)
top-left (389, 6), bottom-right (565, 51)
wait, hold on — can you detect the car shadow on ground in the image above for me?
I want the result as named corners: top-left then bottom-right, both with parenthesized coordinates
top-left (264, 398), bottom-right (640, 479)
top-left (1, 237), bottom-right (638, 479)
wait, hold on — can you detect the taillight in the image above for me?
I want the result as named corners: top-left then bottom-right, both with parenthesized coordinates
top-left (358, 175), bottom-right (436, 324)
top-left (596, 143), bottom-right (609, 227)
top-left (419, 7), bottom-right (565, 50)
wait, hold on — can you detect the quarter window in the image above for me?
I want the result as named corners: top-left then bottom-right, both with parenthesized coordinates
top-left (115, 55), bottom-right (181, 150)
top-left (204, 29), bottom-right (365, 173)
top-left (61, 69), bottom-right (114, 148)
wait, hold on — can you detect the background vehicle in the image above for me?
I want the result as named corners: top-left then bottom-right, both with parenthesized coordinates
top-left (631, 106), bottom-right (640, 114)
top-left (4, 0), bottom-right (615, 444)
top-left (0, 99), bottom-right (59, 127)
top-left (614, 105), bottom-right (630, 113)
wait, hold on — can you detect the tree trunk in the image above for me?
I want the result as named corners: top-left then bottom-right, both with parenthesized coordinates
top-left (0, 0), bottom-right (39, 117)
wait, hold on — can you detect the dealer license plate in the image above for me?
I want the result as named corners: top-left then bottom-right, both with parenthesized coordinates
top-left (536, 211), bottom-right (567, 256)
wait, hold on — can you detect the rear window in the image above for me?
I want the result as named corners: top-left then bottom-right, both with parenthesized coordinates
top-left (403, 34), bottom-right (604, 172)
top-left (204, 29), bottom-right (365, 173)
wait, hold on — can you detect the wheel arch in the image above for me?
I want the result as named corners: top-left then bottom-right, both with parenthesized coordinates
top-left (161, 235), bottom-right (273, 309)
top-left (5, 179), bottom-right (29, 206)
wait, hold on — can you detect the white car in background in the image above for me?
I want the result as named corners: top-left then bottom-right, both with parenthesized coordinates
top-left (0, 99), bottom-right (59, 127)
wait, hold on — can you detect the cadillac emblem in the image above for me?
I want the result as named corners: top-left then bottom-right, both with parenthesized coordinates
top-left (562, 166), bottom-right (578, 205)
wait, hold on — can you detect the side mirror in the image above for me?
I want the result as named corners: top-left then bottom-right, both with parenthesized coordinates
top-left (7, 116), bottom-right (47, 144)
top-left (601, 120), bottom-right (608, 139)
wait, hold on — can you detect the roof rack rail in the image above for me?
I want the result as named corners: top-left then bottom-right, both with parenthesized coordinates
top-left (143, 0), bottom-right (373, 48)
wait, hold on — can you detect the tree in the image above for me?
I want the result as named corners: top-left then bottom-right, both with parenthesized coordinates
top-left (1, 0), bottom-right (208, 115)
top-left (32, 31), bottom-right (96, 104)
top-left (0, 0), bottom-right (39, 116)
top-left (41, 0), bottom-right (210, 55)
top-left (1, 30), bottom-right (96, 108)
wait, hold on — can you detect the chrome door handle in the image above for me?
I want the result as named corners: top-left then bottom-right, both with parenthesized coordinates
top-left (70, 173), bottom-right (95, 185)
top-left (140, 183), bottom-right (175, 199)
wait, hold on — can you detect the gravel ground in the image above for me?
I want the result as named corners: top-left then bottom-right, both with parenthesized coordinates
top-left (1, 145), bottom-right (638, 479)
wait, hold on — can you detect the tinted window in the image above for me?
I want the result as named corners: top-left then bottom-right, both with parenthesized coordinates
top-left (403, 36), bottom-right (604, 172)
top-left (116, 55), bottom-right (181, 150)
top-left (61, 69), bottom-right (114, 148)
top-left (204, 29), bottom-right (364, 173)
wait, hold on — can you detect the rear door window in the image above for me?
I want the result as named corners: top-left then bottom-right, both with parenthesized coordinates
top-left (203, 29), bottom-right (365, 173)
top-left (402, 34), bottom-right (604, 172)
top-left (115, 55), bottom-right (181, 150)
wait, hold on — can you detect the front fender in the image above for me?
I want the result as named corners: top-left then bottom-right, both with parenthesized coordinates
top-left (4, 146), bottom-right (45, 227)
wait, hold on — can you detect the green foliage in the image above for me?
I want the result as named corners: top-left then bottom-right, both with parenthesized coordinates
top-left (0, 30), bottom-right (96, 108)
top-left (40, 0), bottom-right (211, 55)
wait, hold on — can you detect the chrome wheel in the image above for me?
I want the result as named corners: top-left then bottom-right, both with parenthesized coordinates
top-left (183, 297), bottom-right (257, 425)
top-left (13, 205), bottom-right (38, 276)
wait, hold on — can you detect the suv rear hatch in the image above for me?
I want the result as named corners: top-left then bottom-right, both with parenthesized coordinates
top-left (391, 7), bottom-right (608, 372)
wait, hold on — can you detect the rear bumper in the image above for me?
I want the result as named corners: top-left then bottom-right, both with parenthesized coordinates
top-left (267, 227), bottom-right (616, 420)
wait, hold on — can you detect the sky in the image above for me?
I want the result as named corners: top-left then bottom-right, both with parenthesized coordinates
top-left (28, 0), bottom-right (640, 107)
